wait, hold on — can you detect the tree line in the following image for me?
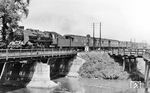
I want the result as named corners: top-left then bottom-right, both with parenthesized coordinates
top-left (0, 0), bottom-right (30, 45)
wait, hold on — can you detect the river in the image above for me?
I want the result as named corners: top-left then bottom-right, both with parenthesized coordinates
top-left (0, 77), bottom-right (146, 93)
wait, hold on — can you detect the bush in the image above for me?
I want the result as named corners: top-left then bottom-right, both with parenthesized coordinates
top-left (78, 52), bottom-right (129, 80)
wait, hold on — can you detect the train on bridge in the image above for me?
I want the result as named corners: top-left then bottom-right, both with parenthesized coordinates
top-left (3, 26), bottom-right (147, 50)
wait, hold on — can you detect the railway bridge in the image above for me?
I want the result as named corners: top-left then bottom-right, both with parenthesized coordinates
top-left (1, 48), bottom-right (150, 91)
top-left (109, 48), bottom-right (150, 92)
top-left (0, 49), bottom-right (77, 88)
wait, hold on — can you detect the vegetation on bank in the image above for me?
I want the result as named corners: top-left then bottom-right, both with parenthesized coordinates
top-left (78, 52), bottom-right (129, 80)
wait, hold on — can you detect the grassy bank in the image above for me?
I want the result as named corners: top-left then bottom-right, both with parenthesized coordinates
top-left (78, 51), bottom-right (129, 80)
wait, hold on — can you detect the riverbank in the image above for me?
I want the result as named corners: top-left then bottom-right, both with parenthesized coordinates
top-left (78, 51), bottom-right (129, 80)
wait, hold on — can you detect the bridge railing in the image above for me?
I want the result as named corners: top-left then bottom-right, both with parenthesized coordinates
top-left (109, 48), bottom-right (148, 56)
top-left (0, 48), bottom-right (74, 52)
top-left (0, 49), bottom-right (77, 59)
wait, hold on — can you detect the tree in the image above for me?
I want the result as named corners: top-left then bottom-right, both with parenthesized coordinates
top-left (0, 0), bottom-right (30, 43)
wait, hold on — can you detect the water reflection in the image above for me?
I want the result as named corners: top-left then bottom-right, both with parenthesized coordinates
top-left (0, 78), bottom-right (148, 93)
top-left (54, 78), bottom-right (146, 93)
top-left (61, 78), bottom-right (85, 93)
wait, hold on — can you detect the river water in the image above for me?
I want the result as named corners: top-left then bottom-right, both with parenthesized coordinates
top-left (0, 77), bottom-right (146, 93)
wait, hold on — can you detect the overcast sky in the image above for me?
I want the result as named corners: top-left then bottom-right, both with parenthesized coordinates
top-left (20, 0), bottom-right (150, 44)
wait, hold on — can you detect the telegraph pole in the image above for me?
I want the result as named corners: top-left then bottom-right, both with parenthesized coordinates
top-left (130, 38), bottom-right (132, 49)
top-left (93, 23), bottom-right (95, 50)
top-left (134, 38), bottom-right (136, 49)
top-left (99, 22), bottom-right (101, 50)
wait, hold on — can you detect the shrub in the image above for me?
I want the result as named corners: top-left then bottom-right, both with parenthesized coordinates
top-left (78, 52), bottom-right (129, 80)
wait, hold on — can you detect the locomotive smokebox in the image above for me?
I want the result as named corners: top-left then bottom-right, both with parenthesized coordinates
top-left (19, 26), bottom-right (24, 30)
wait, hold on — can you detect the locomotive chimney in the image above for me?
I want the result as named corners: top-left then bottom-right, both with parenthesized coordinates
top-left (19, 26), bottom-right (24, 30)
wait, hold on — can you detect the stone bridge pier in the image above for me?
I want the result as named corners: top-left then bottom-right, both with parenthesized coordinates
top-left (26, 62), bottom-right (58, 88)
top-left (0, 55), bottom-right (76, 88)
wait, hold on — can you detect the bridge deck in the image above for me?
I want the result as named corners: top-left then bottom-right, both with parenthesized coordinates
top-left (109, 49), bottom-right (144, 56)
top-left (0, 49), bottom-right (77, 60)
top-left (108, 48), bottom-right (150, 61)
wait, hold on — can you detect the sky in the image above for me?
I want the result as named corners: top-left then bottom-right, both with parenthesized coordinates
top-left (20, 0), bottom-right (150, 44)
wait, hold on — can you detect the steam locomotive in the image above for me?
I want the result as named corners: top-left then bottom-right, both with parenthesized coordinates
top-left (7, 26), bottom-right (147, 50)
